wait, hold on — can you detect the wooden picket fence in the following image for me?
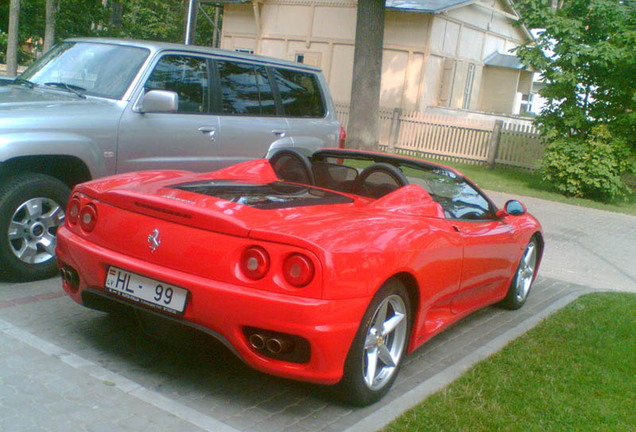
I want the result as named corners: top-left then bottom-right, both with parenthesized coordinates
top-left (335, 103), bottom-right (545, 169)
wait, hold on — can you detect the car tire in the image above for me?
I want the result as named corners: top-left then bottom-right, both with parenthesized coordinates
top-left (500, 237), bottom-right (539, 310)
top-left (0, 173), bottom-right (70, 281)
top-left (337, 279), bottom-right (411, 406)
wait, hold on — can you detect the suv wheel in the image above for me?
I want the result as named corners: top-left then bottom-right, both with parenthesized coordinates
top-left (0, 173), bottom-right (70, 281)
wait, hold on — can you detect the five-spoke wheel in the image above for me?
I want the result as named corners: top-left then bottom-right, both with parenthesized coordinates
top-left (338, 279), bottom-right (410, 406)
top-left (500, 237), bottom-right (539, 310)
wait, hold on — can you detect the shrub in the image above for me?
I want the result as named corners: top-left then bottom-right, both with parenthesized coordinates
top-left (0, 32), bottom-right (7, 64)
top-left (541, 126), bottom-right (635, 202)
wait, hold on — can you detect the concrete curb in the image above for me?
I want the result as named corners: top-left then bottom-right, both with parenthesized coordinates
top-left (0, 317), bottom-right (240, 432)
top-left (343, 290), bottom-right (588, 432)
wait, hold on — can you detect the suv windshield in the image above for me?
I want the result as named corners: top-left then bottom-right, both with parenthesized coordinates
top-left (20, 42), bottom-right (150, 99)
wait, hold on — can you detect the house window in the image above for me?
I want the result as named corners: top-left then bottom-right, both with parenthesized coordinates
top-left (295, 52), bottom-right (321, 67)
top-left (519, 93), bottom-right (534, 115)
top-left (462, 64), bottom-right (475, 110)
top-left (439, 58), bottom-right (456, 107)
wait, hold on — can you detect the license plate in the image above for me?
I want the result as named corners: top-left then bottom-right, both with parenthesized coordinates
top-left (105, 267), bottom-right (188, 314)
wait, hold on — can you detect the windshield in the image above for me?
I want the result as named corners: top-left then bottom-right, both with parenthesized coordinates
top-left (20, 42), bottom-right (150, 99)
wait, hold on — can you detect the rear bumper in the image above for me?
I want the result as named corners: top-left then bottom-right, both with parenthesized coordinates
top-left (56, 226), bottom-right (369, 385)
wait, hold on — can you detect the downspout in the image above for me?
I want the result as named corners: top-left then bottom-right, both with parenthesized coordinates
top-left (252, 0), bottom-right (262, 53)
top-left (415, 14), bottom-right (434, 111)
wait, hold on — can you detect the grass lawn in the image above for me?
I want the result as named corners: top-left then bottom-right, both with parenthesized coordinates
top-left (424, 158), bottom-right (636, 216)
top-left (383, 292), bottom-right (636, 432)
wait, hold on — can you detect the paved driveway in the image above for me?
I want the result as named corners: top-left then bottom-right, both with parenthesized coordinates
top-left (488, 191), bottom-right (636, 293)
top-left (1, 195), bottom-right (634, 432)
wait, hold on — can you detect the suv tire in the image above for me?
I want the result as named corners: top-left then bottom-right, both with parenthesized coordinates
top-left (0, 173), bottom-right (70, 281)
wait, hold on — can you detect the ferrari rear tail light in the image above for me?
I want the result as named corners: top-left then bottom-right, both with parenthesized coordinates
top-left (67, 197), bottom-right (81, 225)
top-left (79, 204), bottom-right (97, 233)
top-left (338, 125), bottom-right (347, 148)
top-left (241, 246), bottom-right (270, 280)
top-left (283, 253), bottom-right (314, 287)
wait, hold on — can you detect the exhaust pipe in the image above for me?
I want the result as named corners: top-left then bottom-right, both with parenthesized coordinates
top-left (266, 337), bottom-right (292, 354)
top-left (248, 333), bottom-right (267, 350)
top-left (60, 265), bottom-right (80, 291)
top-left (243, 327), bottom-right (309, 363)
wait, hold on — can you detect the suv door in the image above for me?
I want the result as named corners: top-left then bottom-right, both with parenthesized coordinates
top-left (272, 67), bottom-right (339, 151)
top-left (117, 53), bottom-right (222, 173)
top-left (213, 60), bottom-right (292, 164)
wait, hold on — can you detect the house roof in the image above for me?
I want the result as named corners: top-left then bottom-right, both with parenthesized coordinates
top-left (385, 0), bottom-right (475, 13)
top-left (484, 52), bottom-right (525, 70)
top-left (221, 0), bottom-right (533, 40)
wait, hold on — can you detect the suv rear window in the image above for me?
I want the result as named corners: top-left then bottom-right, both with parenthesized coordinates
top-left (217, 61), bottom-right (277, 116)
top-left (273, 68), bottom-right (325, 118)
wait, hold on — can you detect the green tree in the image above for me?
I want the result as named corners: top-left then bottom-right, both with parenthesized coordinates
top-left (102, 0), bottom-right (185, 42)
top-left (1, 0), bottom-right (220, 65)
top-left (515, 0), bottom-right (635, 201)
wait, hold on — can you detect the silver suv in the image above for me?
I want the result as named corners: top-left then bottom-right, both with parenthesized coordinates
top-left (0, 38), bottom-right (344, 281)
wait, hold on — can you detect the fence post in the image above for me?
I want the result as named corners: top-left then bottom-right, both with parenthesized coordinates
top-left (487, 120), bottom-right (503, 169)
top-left (388, 107), bottom-right (402, 154)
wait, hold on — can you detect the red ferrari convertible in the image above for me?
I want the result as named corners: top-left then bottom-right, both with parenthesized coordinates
top-left (56, 148), bottom-right (543, 406)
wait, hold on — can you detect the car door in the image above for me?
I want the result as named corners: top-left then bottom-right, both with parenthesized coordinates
top-left (213, 60), bottom-right (292, 164)
top-left (270, 67), bottom-right (339, 151)
top-left (117, 53), bottom-right (222, 173)
top-left (441, 180), bottom-right (519, 314)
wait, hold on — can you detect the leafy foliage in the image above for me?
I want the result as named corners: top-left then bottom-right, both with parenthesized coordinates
top-left (541, 125), bottom-right (634, 201)
top-left (1, 0), bottom-right (221, 65)
top-left (515, 0), bottom-right (636, 201)
top-left (0, 31), bottom-right (6, 64)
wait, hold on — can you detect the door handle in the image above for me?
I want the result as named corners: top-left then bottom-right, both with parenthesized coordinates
top-left (271, 129), bottom-right (286, 138)
top-left (198, 126), bottom-right (217, 141)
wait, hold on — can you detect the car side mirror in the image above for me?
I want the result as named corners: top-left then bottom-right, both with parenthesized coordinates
top-left (497, 199), bottom-right (527, 218)
top-left (139, 90), bottom-right (178, 113)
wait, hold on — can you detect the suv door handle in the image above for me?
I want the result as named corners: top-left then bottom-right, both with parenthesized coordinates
top-left (271, 129), bottom-right (286, 138)
top-left (198, 126), bottom-right (216, 141)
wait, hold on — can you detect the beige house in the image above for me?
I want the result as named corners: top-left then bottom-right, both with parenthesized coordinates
top-left (220, 0), bottom-right (533, 116)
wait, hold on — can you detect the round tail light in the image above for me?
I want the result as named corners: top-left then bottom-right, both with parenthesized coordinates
top-left (79, 204), bottom-right (97, 232)
top-left (283, 254), bottom-right (314, 287)
top-left (67, 197), bottom-right (81, 225)
top-left (241, 247), bottom-right (270, 280)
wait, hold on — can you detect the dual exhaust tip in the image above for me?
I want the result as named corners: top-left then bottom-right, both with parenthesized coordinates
top-left (243, 327), bottom-right (311, 364)
top-left (60, 265), bottom-right (80, 291)
top-left (249, 333), bottom-right (293, 355)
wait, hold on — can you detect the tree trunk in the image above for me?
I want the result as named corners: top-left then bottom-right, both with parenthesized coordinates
top-left (6, 0), bottom-right (20, 76)
top-left (43, 0), bottom-right (57, 53)
top-left (212, 6), bottom-right (220, 48)
top-left (347, 0), bottom-right (385, 150)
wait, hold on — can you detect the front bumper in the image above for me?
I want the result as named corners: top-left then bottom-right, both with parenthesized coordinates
top-left (56, 226), bottom-right (369, 385)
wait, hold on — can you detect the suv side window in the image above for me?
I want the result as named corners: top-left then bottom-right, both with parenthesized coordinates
top-left (216, 61), bottom-right (277, 116)
top-left (145, 55), bottom-right (209, 113)
top-left (273, 68), bottom-right (325, 118)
